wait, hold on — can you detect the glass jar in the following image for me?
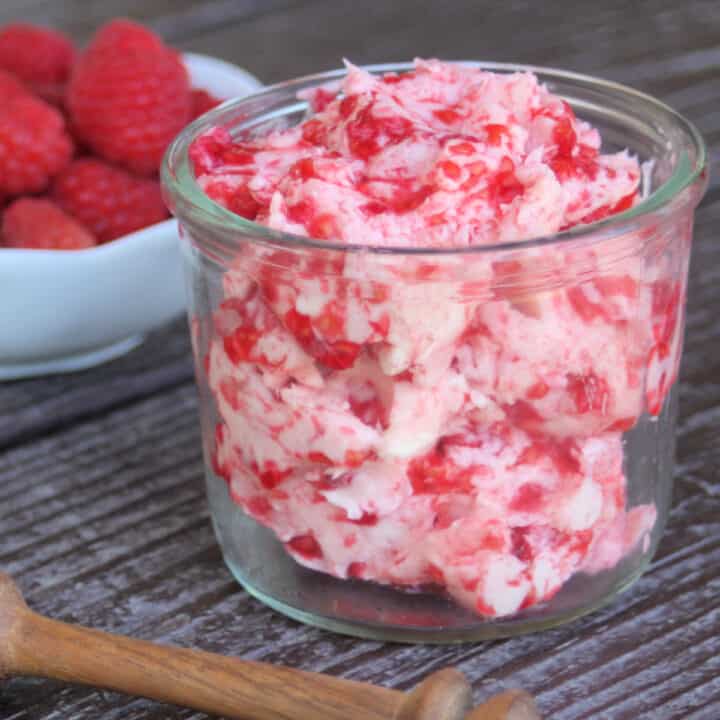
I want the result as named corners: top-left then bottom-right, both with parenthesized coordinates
top-left (162, 63), bottom-right (707, 642)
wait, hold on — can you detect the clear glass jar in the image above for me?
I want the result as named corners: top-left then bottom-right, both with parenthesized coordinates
top-left (162, 63), bottom-right (707, 642)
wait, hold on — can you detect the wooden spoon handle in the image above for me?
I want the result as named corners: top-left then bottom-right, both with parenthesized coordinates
top-left (0, 573), bottom-right (540, 720)
top-left (6, 609), bottom-right (396, 719)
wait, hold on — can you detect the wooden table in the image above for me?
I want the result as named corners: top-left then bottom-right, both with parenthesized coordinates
top-left (1, 2), bottom-right (718, 718)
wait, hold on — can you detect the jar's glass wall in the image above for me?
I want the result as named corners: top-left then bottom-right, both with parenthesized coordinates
top-left (166, 64), bottom-right (706, 642)
top-left (178, 200), bottom-right (694, 641)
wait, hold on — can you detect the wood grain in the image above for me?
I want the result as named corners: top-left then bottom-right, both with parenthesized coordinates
top-left (0, 1), bottom-right (718, 719)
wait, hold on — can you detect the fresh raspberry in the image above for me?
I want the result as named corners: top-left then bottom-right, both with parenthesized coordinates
top-left (191, 88), bottom-right (223, 119)
top-left (52, 158), bottom-right (169, 242)
top-left (0, 24), bottom-right (76, 104)
top-left (68, 19), bottom-right (191, 176)
top-left (2, 198), bottom-right (95, 250)
top-left (0, 68), bottom-right (29, 99)
top-left (0, 93), bottom-right (74, 196)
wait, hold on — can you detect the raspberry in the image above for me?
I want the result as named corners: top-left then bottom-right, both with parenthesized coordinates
top-left (2, 198), bottom-right (95, 250)
top-left (0, 68), bottom-right (29, 99)
top-left (52, 158), bottom-right (169, 242)
top-left (0, 93), bottom-right (73, 196)
top-left (0, 24), bottom-right (76, 104)
top-left (68, 19), bottom-right (191, 176)
top-left (191, 88), bottom-right (223, 119)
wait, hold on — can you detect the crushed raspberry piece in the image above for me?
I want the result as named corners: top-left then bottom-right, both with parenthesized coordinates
top-left (346, 105), bottom-right (414, 160)
top-left (514, 438), bottom-right (581, 476)
top-left (493, 259), bottom-right (523, 278)
top-left (254, 462), bottom-right (292, 490)
top-left (606, 417), bottom-right (636, 433)
top-left (348, 385), bottom-right (386, 428)
top-left (339, 95), bottom-right (358, 118)
top-left (511, 526), bottom-right (534, 563)
top-left (302, 119), bottom-right (327, 146)
top-left (289, 157), bottom-right (317, 181)
top-left (594, 275), bottom-right (638, 299)
top-left (308, 451), bottom-right (334, 466)
top-left (503, 399), bottom-right (544, 429)
top-left (319, 341), bottom-right (362, 369)
top-left (310, 87), bottom-right (337, 112)
top-left (228, 185), bottom-right (261, 220)
top-left (354, 179), bottom-right (435, 215)
top-left (566, 372), bottom-right (610, 414)
top-left (491, 157), bottom-right (524, 205)
top-left (218, 377), bottom-right (243, 412)
top-left (211, 452), bottom-right (229, 482)
top-left (526, 380), bottom-right (550, 400)
top-left (68, 19), bottom-right (191, 175)
top-left (485, 123), bottom-right (510, 146)
top-left (52, 158), bottom-right (169, 242)
top-left (223, 325), bottom-right (261, 363)
top-left (284, 307), bottom-right (314, 344)
top-left (651, 279), bottom-right (681, 349)
top-left (408, 449), bottom-right (476, 495)
top-left (309, 213), bottom-right (337, 240)
top-left (433, 107), bottom-right (462, 124)
top-left (345, 511), bottom-right (379, 526)
top-left (345, 449), bottom-right (373, 467)
top-left (287, 199), bottom-right (314, 226)
top-left (203, 180), bottom-right (260, 220)
top-left (438, 160), bottom-right (462, 181)
top-left (211, 424), bottom-right (230, 482)
top-left (347, 561), bottom-right (366, 578)
top-left (551, 143), bottom-right (600, 182)
top-left (246, 495), bottom-right (272, 519)
top-left (553, 117), bottom-right (577, 157)
top-left (426, 563), bottom-right (445, 585)
top-left (449, 141), bottom-right (476, 156)
top-left (567, 286), bottom-right (605, 323)
top-left (287, 533), bottom-right (323, 560)
top-left (577, 191), bottom-right (637, 225)
top-left (510, 483), bottom-right (546, 513)
top-left (284, 307), bottom-right (361, 370)
top-left (2, 197), bottom-right (96, 250)
top-left (481, 529), bottom-right (506, 552)
top-left (646, 363), bottom-right (668, 417)
top-left (190, 131), bottom-right (256, 175)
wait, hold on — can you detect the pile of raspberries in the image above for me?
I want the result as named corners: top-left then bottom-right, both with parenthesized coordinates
top-left (0, 19), bottom-right (222, 250)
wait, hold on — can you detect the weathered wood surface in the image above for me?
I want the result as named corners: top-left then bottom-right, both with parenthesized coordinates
top-left (0, 1), bottom-right (719, 719)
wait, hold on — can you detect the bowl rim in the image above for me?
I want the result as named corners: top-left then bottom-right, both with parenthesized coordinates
top-left (162, 60), bottom-right (709, 257)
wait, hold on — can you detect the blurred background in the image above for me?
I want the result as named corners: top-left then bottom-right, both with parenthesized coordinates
top-left (1, 0), bottom-right (718, 101)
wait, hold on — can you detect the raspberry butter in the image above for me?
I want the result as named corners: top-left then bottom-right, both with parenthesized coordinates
top-left (176, 60), bottom-right (697, 625)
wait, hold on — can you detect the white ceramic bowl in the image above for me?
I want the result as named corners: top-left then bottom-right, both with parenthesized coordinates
top-left (0, 53), bottom-right (262, 380)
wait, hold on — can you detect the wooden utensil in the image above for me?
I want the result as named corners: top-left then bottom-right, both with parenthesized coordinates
top-left (0, 573), bottom-right (540, 719)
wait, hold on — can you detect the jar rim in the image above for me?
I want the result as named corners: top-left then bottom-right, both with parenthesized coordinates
top-left (162, 60), bottom-right (708, 256)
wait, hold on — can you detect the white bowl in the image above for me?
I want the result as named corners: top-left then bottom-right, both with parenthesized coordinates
top-left (0, 53), bottom-right (262, 380)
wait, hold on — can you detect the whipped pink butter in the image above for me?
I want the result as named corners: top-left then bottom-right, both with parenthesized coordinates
top-left (189, 60), bottom-right (681, 618)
